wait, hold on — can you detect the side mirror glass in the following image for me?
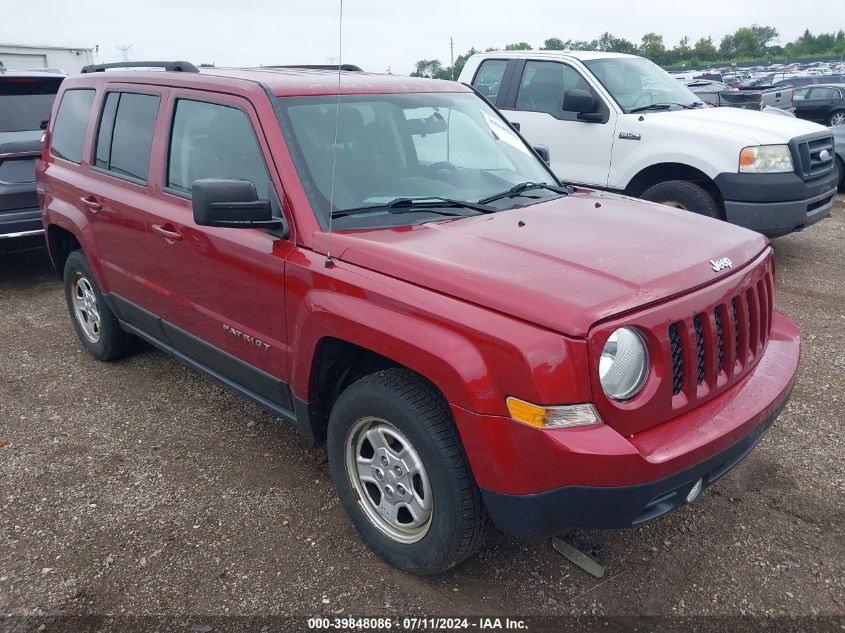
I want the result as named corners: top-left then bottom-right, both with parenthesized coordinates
top-left (192, 179), bottom-right (280, 229)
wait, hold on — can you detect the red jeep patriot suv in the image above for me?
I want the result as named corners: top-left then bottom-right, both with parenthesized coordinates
top-left (37, 61), bottom-right (800, 574)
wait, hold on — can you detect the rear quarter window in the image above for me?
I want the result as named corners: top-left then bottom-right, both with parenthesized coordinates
top-left (51, 89), bottom-right (95, 163)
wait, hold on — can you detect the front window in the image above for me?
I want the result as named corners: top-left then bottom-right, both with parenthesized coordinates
top-left (277, 92), bottom-right (557, 228)
top-left (584, 57), bottom-right (702, 113)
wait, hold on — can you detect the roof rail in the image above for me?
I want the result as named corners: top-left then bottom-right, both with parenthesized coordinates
top-left (80, 61), bottom-right (199, 74)
top-left (263, 64), bottom-right (363, 72)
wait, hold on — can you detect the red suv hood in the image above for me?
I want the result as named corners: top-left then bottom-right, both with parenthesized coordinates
top-left (315, 192), bottom-right (768, 337)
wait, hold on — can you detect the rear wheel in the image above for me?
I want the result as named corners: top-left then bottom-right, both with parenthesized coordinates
top-left (63, 251), bottom-right (135, 361)
top-left (828, 110), bottom-right (845, 127)
top-left (641, 180), bottom-right (720, 219)
top-left (327, 368), bottom-right (489, 575)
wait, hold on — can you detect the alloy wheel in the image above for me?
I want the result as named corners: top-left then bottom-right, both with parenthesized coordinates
top-left (71, 272), bottom-right (102, 343)
top-left (344, 416), bottom-right (433, 544)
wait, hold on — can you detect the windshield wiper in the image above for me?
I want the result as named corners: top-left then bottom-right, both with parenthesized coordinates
top-left (332, 196), bottom-right (495, 218)
top-left (478, 181), bottom-right (570, 205)
top-left (629, 101), bottom-right (704, 113)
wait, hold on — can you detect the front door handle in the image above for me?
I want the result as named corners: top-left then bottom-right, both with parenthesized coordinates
top-left (151, 223), bottom-right (183, 242)
top-left (80, 195), bottom-right (102, 212)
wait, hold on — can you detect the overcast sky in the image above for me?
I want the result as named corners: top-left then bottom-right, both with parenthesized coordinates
top-left (5, 0), bottom-right (842, 74)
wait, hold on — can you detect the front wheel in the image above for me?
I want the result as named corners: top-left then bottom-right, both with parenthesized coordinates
top-left (641, 180), bottom-right (720, 219)
top-left (327, 368), bottom-right (489, 575)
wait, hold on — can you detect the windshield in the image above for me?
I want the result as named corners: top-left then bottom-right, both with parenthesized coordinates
top-left (584, 57), bottom-right (701, 113)
top-left (276, 92), bottom-right (556, 228)
top-left (0, 76), bottom-right (63, 133)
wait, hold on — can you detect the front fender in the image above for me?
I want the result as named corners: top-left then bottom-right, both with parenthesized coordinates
top-left (285, 251), bottom-right (592, 415)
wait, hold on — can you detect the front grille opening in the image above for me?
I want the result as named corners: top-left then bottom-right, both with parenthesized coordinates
top-left (714, 305), bottom-right (725, 371)
top-left (669, 323), bottom-right (683, 395)
top-left (731, 298), bottom-right (741, 362)
top-left (694, 315), bottom-right (705, 384)
top-left (808, 195), bottom-right (833, 213)
top-left (746, 288), bottom-right (759, 353)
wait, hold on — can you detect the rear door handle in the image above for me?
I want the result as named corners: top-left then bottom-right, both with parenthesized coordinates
top-left (151, 223), bottom-right (183, 242)
top-left (80, 195), bottom-right (102, 212)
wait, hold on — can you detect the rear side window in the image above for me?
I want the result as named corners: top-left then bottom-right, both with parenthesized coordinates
top-left (51, 89), bottom-right (95, 163)
top-left (471, 60), bottom-right (508, 102)
top-left (94, 92), bottom-right (160, 182)
top-left (166, 99), bottom-right (270, 197)
top-left (809, 87), bottom-right (840, 100)
top-left (0, 76), bottom-right (63, 133)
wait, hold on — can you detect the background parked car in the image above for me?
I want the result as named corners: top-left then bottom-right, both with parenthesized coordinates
top-left (0, 68), bottom-right (63, 251)
top-left (792, 84), bottom-right (845, 127)
top-left (832, 125), bottom-right (845, 188)
top-left (684, 79), bottom-right (762, 110)
top-left (460, 51), bottom-right (839, 237)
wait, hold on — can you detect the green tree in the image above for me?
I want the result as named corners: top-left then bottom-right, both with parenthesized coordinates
top-left (609, 36), bottom-right (638, 55)
top-left (450, 47), bottom-right (478, 80)
top-left (693, 36), bottom-right (717, 61)
top-left (640, 33), bottom-right (666, 63)
top-left (542, 37), bottom-right (566, 50)
top-left (504, 42), bottom-right (533, 50)
top-left (410, 59), bottom-right (444, 78)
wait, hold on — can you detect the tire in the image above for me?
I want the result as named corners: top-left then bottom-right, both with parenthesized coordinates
top-left (63, 250), bottom-right (135, 361)
top-left (828, 110), bottom-right (845, 127)
top-left (640, 180), bottom-right (720, 219)
top-left (327, 367), bottom-right (490, 575)
top-left (837, 157), bottom-right (845, 190)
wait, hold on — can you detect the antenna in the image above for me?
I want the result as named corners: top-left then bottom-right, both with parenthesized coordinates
top-left (325, 0), bottom-right (343, 269)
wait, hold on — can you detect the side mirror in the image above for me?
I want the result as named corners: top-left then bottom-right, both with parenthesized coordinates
top-left (532, 145), bottom-right (550, 164)
top-left (563, 89), bottom-right (605, 123)
top-left (510, 121), bottom-right (521, 132)
top-left (192, 179), bottom-right (280, 229)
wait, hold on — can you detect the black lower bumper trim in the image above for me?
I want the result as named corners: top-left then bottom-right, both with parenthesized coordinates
top-left (481, 387), bottom-right (792, 539)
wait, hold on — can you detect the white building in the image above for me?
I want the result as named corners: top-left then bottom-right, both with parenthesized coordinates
top-left (0, 43), bottom-right (94, 73)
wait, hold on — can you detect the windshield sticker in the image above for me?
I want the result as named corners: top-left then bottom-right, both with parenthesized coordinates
top-left (480, 111), bottom-right (530, 155)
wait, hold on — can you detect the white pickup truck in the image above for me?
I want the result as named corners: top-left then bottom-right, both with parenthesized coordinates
top-left (459, 51), bottom-right (839, 237)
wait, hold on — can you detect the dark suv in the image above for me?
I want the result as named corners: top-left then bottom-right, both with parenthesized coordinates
top-left (0, 68), bottom-right (63, 250)
top-left (38, 61), bottom-right (799, 574)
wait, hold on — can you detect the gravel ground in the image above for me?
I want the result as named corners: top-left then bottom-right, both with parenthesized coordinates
top-left (1, 196), bottom-right (843, 631)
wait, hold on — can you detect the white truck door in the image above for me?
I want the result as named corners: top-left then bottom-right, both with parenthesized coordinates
top-left (499, 59), bottom-right (616, 187)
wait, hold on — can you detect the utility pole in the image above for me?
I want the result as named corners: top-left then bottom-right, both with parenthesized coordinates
top-left (450, 37), bottom-right (455, 80)
top-left (117, 45), bottom-right (132, 62)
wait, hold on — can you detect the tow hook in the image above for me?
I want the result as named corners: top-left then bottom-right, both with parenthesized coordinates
top-left (552, 533), bottom-right (607, 578)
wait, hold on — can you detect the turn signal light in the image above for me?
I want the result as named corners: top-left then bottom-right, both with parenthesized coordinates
top-left (506, 397), bottom-right (603, 429)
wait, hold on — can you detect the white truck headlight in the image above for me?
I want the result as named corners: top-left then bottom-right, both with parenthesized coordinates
top-left (739, 145), bottom-right (793, 173)
top-left (599, 327), bottom-right (649, 401)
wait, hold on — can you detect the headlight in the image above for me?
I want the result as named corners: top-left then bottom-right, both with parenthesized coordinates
top-left (599, 327), bottom-right (649, 401)
top-left (739, 145), bottom-right (793, 173)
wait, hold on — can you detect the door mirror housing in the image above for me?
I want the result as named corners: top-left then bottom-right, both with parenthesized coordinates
top-left (192, 179), bottom-right (281, 229)
top-left (563, 89), bottom-right (605, 122)
top-left (532, 145), bottom-right (550, 164)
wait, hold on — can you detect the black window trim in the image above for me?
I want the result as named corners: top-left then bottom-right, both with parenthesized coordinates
top-left (90, 89), bottom-right (162, 186)
top-left (49, 88), bottom-right (96, 165)
top-left (504, 58), bottom-right (610, 124)
top-left (161, 95), bottom-right (273, 202)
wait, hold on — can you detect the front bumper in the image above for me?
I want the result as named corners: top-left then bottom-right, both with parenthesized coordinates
top-left (451, 312), bottom-right (800, 538)
top-left (715, 170), bottom-right (838, 238)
